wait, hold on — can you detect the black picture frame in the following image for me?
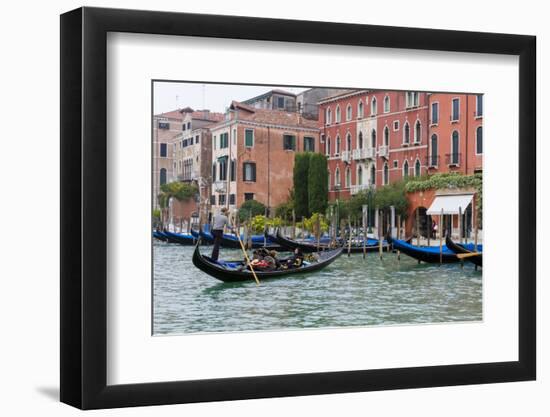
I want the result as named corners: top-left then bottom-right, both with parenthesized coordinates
top-left (60, 6), bottom-right (536, 410)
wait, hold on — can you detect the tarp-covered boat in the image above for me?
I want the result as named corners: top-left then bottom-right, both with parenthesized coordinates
top-left (386, 235), bottom-right (460, 263)
top-left (445, 235), bottom-right (483, 267)
top-left (161, 230), bottom-right (197, 245)
top-left (266, 229), bottom-right (335, 253)
top-left (153, 230), bottom-right (169, 242)
top-left (192, 240), bottom-right (344, 282)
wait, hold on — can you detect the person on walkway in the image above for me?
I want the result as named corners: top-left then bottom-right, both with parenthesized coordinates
top-left (211, 207), bottom-right (232, 261)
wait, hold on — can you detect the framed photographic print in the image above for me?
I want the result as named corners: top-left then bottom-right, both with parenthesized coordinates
top-left (60, 6), bottom-right (536, 410)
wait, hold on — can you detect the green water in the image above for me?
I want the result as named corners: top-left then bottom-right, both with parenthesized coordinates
top-left (153, 242), bottom-right (482, 335)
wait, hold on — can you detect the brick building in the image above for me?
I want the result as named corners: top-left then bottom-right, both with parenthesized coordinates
top-left (209, 101), bottom-right (320, 215)
top-left (318, 90), bottom-right (483, 238)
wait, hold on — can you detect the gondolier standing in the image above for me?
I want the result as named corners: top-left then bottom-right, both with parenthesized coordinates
top-left (211, 207), bottom-right (232, 261)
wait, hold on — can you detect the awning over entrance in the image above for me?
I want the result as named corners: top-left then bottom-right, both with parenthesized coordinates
top-left (426, 194), bottom-right (474, 215)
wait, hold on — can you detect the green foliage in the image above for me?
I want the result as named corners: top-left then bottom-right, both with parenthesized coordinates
top-left (303, 213), bottom-right (329, 234)
top-left (293, 153), bottom-right (311, 218)
top-left (374, 181), bottom-right (409, 217)
top-left (247, 215), bottom-right (284, 234)
top-left (308, 154), bottom-right (328, 215)
top-left (152, 209), bottom-right (161, 220)
top-left (274, 189), bottom-right (295, 220)
top-left (158, 181), bottom-right (198, 208)
top-left (238, 199), bottom-right (266, 223)
top-left (405, 172), bottom-right (483, 221)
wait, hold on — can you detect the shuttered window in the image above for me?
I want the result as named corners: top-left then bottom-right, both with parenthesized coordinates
top-left (283, 134), bottom-right (296, 151)
top-left (245, 129), bottom-right (254, 147)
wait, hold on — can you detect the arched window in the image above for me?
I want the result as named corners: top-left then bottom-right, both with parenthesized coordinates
top-left (358, 101), bottom-right (364, 118)
top-left (371, 97), bottom-right (377, 115)
top-left (326, 107), bottom-right (332, 125)
top-left (335, 167), bottom-right (341, 187)
top-left (370, 165), bottom-right (376, 186)
top-left (384, 95), bottom-right (390, 113)
top-left (383, 163), bottom-right (389, 185)
top-left (476, 126), bottom-right (483, 154)
top-left (430, 134), bottom-right (438, 166)
top-left (358, 131), bottom-right (363, 148)
top-left (336, 135), bottom-right (341, 155)
top-left (346, 133), bottom-right (352, 150)
top-left (346, 103), bottom-right (352, 121)
top-left (383, 126), bottom-right (389, 146)
top-left (403, 160), bottom-right (409, 178)
top-left (160, 168), bottom-right (167, 185)
top-left (326, 137), bottom-right (331, 156)
top-left (451, 131), bottom-right (459, 164)
top-left (335, 105), bottom-right (341, 123)
top-left (345, 167), bottom-right (351, 187)
top-left (403, 122), bottom-right (410, 144)
top-left (357, 166), bottom-right (363, 185)
top-left (371, 129), bottom-right (376, 148)
top-left (414, 120), bottom-right (421, 143)
top-left (415, 159), bottom-right (421, 177)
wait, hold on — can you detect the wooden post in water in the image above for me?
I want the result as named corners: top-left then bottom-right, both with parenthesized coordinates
top-left (362, 205), bottom-right (367, 259)
top-left (439, 208), bottom-right (444, 265)
top-left (427, 215), bottom-right (431, 247)
top-left (459, 206), bottom-right (463, 245)
top-left (347, 215), bottom-right (352, 257)
top-left (316, 214), bottom-right (321, 251)
top-left (396, 214), bottom-right (401, 261)
top-left (474, 199), bottom-right (479, 271)
top-left (416, 207), bottom-right (421, 246)
top-left (378, 210), bottom-right (383, 260)
top-left (291, 209), bottom-right (296, 240)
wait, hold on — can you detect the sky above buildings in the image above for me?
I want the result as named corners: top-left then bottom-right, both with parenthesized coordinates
top-left (153, 81), bottom-right (308, 115)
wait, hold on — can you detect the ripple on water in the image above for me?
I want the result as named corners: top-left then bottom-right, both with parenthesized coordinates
top-left (153, 243), bottom-right (482, 335)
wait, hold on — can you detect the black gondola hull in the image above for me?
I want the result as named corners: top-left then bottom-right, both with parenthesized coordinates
top-left (387, 235), bottom-right (460, 263)
top-left (445, 235), bottom-right (483, 267)
top-left (192, 241), bottom-right (344, 283)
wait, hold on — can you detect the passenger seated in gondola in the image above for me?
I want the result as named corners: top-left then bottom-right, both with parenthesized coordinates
top-left (284, 248), bottom-right (304, 269)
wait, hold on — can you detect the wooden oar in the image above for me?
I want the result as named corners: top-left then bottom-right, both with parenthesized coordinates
top-left (234, 230), bottom-right (260, 285)
top-left (456, 252), bottom-right (482, 259)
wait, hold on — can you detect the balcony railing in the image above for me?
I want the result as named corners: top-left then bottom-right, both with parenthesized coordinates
top-left (350, 184), bottom-right (372, 195)
top-left (379, 145), bottom-right (389, 159)
top-left (426, 155), bottom-right (439, 168)
top-left (445, 153), bottom-right (461, 167)
top-left (341, 150), bottom-right (352, 163)
top-left (351, 148), bottom-right (375, 160)
top-left (213, 181), bottom-right (228, 193)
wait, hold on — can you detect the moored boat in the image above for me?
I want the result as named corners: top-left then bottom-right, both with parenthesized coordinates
top-left (161, 230), bottom-right (197, 245)
top-left (445, 235), bottom-right (483, 267)
top-left (266, 229), bottom-right (335, 253)
top-left (386, 235), bottom-right (460, 263)
top-left (192, 240), bottom-right (344, 282)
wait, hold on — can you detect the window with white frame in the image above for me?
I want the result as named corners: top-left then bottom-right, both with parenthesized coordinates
top-left (358, 101), bottom-right (364, 118)
top-left (476, 126), bottom-right (483, 154)
top-left (414, 120), bottom-right (421, 143)
top-left (393, 120), bottom-right (399, 131)
top-left (335, 167), bottom-right (341, 187)
top-left (346, 103), bottom-right (352, 121)
top-left (371, 97), bottom-right (377, 115)
top-left (384, 95), bottom-right (390, 113)
top-left (476, 95), bottom-right (483, 117)
top-left (370, 165), bottom-right (376, 186)
top-left (406, 92), bottom-right (419, 108)
top-left (357, 166), bottom-right (363, 185)
top-left (384, 126), bottom-right (389, 146)
top-left (371, 129), bottom-right (376, 148)
top-left (403, 122), bottom-right (410, 144)
top-left (358, 131), bottom-right (363, 148)
top-left (326, 107), bottom-right (332, 125)
top-left (345, 166), bottom-right (351, 188)
top-left (336, 136), bottom-right (341, 155)
top-left (346, 133), bottom-right (352, 150)
top-left (326, 137), bottom-right (331, 156)
top-left (451, 98), bottom-right (460, 121)
top-left (431, 102), bottom-right (439, 124)
top-left (335, 105), bottom-right (341, 123)
top-left (415, 159), bottom-right (421, 177)
top-left (403, 160), bottom-right (409, 178)
top-left (383, 163), bottom-right (389, 185)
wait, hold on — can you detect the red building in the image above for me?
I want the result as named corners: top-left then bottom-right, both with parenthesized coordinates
top-left (318, 90), bottom-right (483, 238)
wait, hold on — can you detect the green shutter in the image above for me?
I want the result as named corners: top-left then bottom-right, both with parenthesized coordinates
top-left (245, 130), bottom-right (254, 147)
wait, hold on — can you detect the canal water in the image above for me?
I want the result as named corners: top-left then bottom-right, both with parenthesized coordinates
top-left (153, 242), bottom-right (482, 335)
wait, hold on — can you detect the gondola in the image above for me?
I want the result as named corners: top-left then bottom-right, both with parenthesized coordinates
top-left (386, 235), bottom-right (460, 263)
top-left (344, 239), bottom-right (390, 253)
top-left (153, 230), bottom-right (169, 242)
top-left (445, 235), bottom-right (483, 267)
top-left (197, 226), bottom-right (280, 249)
top-left (192, 239), bottom-right (344, 283)
top-left (266, 228), bottom-right (336, 253)
top-left (161, 230), bottom-right (197, 245)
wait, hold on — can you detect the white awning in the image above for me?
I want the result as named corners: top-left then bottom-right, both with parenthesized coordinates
top-left (426, 194), bottom-right (474, 215)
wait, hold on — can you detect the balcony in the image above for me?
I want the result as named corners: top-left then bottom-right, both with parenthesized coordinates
top-left (426, 155), bottom-right (439, 169)
top-left (445, 153), bottom-right (461, 167)
top-left (213, 180), bottom-right (228, 193)
top-left (379, 145), bottom-right (389, 159)
top-left (350, 184), bottom-right (372, 195)
top-left (341, 150), bottom-right (352, 163)
top-left (352, 147), bottom-right (375, 160)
